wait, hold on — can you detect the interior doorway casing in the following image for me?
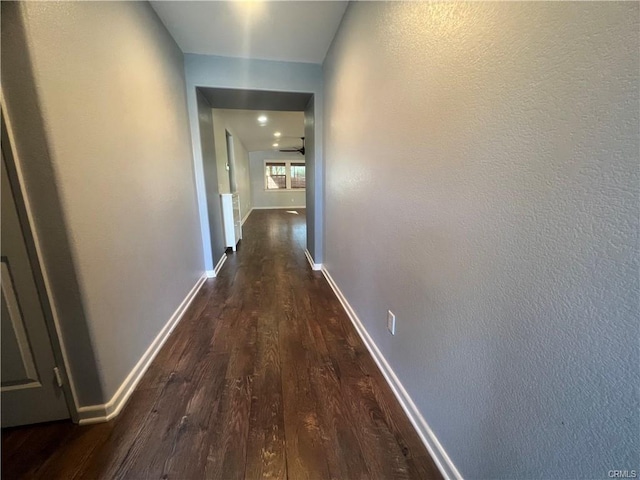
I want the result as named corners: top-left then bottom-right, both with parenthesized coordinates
top-left (195, 87), bottom-right (316, 270)
top-left (185, 56), bottom-right (324, 272)
top-left (225, 130), bottom-right (237, 193)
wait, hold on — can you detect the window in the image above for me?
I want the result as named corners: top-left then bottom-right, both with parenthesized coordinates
top-left (290, 163), bottom-right (306, 189)
top-left (265, 162), bottom-right (287, 189)
top-left (265, 161), bottom-right (305, 190)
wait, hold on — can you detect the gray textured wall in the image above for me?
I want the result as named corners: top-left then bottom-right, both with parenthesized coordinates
top-left (1, 2), bottom-right (105, 407)
top-left (323, 2), bottom-right (639, 478)
top-left (249, 151), bottom-right (306, 209)
top-left (304, 96), bottom-right (318, 261)
top-left (197, 91), bottom-right (226, 268)
top-left (3, 1), bottom-right (204, 405)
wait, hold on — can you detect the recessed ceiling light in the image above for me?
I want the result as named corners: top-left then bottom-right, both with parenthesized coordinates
top-left (274, 132), bottom-right (281, 137)
top-left (272, 143), bottom-right (279, 147)
top-left (257, 115), bottom-right (268, 124)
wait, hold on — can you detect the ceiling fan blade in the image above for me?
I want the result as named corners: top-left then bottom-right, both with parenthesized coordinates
top-left (278, 137), bottom-right (305, 154)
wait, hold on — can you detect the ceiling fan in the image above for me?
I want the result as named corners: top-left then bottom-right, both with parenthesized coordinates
top-left (279, 137), bottom-right (305, 155)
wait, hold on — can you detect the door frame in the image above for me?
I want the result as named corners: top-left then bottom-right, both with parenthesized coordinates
top-left (1, 107), bottom-right (78, 423)
top-left (225, 129), bottom-right (237, 193)
top-left (188, 86), bottom-right (322, 272)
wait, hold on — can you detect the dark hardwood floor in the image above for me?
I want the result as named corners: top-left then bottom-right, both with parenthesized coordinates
top-left (2, 208), bottom-right (442, 480)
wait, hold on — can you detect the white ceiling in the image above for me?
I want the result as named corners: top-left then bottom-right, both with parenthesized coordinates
top-left (150, 1), bottom-right (348, 64)
top-left (216, 109), bottom-right (305, 152)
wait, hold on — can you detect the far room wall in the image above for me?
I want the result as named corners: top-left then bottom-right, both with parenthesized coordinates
top-left (249, 151), bottom-right (306, 209)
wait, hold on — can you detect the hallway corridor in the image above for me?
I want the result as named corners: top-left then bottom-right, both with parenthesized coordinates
top-left (2, 209), bottom-right (441, 479)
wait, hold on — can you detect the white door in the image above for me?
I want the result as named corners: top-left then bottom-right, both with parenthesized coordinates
top-left (1, 150), bottom-right (70, 427)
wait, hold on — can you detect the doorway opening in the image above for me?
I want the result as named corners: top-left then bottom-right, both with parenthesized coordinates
top-left (193, 87), bottom-right (315, 276)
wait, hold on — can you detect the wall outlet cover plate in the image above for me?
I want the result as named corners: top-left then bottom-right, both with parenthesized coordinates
top-left (387, 310), bottom-right (396, 335)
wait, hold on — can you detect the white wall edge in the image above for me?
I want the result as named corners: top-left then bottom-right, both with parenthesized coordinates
top-left (212, 252), bottom-right (227, 277)
top-left (304, 249), bottom-right (322, 271)
top-left (321, 266), bottom-right (463, 480)
top-left (251, 206), bottom-right (306, 210)
top-left (188, 88), bottom-right (214, 272)
top-left (205, 270), bottom-right (215, 278)
top-left (241, 208), bottom-right (253, 226)
top-left (77, 273), bottom-right (207, 425)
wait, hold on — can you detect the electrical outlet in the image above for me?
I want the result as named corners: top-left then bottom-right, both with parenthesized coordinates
top-left (387, 310), bottom-right (396, 335)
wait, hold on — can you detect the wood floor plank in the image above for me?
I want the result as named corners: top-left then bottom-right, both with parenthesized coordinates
top-left (1, 208), bottom-right (442, 480)
top-left (280, 302), bottom-right (331, 480)
top-left (75, 389), bottom-right (161, 479)
top-left (136, 281), bottom-right (217, 391)
top-left (162, 353), bottom-right (231, 479)
top-left (111, 375), bottom-right (196, 478)
top-left (309, 365), bottom-right (370, 480)
top-left (204, 376), bottom-right (253, 480)
top-left (1, 421), bottom-right (76, 479)
top-left (244, 311), bottom-right (287, 480)
top-left (33, 423), bottom-right (113, 479)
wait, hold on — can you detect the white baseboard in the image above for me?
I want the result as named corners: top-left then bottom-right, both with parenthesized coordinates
top-left (241, 208), bottom-right (252, 226)
top-left (321, 266), bottom-right (463, 480)
top-left (251, 206), bottom-right (305, 210)
top-left (77, 274), bottom-right (207, 425)
top-left (212, 253), bottom-right (227, 277)
top-left (304, 249), bottom-right (322, 271)
top-left (205, 253), bottom-right (227, 278)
